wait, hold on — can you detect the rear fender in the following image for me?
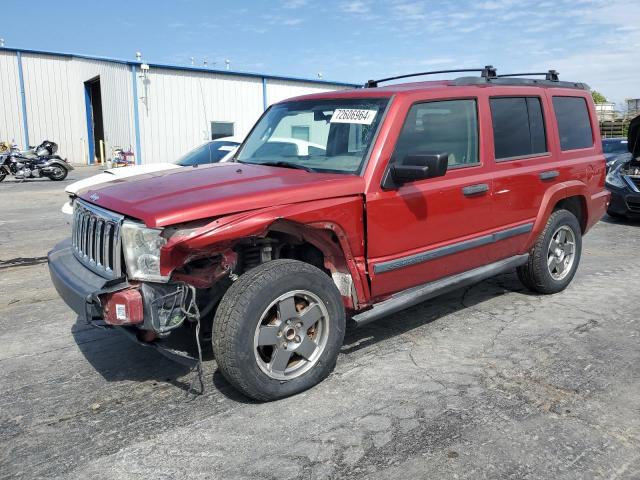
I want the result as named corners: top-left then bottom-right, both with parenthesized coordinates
top-left (42, 158), bottom-right (73, 171)
top-left (521, 180), bottom-right (588, 252)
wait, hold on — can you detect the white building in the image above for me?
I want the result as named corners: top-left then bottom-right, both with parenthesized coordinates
top-left (0, 47), bottom-right (357, 165)
top-left (594, 102), bottom-right (616, 122)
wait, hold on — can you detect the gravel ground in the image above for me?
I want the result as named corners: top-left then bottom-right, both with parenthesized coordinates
top-left (0, 167), bottom-right (639, 479)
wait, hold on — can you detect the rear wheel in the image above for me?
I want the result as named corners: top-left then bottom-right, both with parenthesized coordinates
top-left (517, 209), bottom-right (582, 294)
top-left (212, 259), bottom-right (345, 401)
top-left (48, 165), bottom-right (68, 181)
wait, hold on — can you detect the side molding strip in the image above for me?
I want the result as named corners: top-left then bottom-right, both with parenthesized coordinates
top-left (353, 254), bottom-right (529, 327)
top-left (373, 223), bottom-right (533, 274)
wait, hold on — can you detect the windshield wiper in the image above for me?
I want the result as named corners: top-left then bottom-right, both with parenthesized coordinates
top-left (258, 161), bottom-right (316, 173)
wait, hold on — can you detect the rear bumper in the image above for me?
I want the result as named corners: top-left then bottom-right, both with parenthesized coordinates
top-left (47, 239), bottom-right (122, 321)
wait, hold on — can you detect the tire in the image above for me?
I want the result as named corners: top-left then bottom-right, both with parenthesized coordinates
top-left (0, 173), bottom-right (5, 182)
top-left (517, 209), bottom-right (582, 294)
top-left (212, 259), bottom-right (345, 401)
top-left (48, 165), bottom-right (68, 181)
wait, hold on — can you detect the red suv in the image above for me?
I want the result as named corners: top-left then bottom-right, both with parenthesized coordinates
top-left (48, 67), bottom-right (610, 401)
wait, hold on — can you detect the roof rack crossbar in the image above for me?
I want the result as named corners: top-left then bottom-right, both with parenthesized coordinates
top-left (364, 65), bottom-right (497, 88)
top-left (497, 70), bottom-right (559, 81)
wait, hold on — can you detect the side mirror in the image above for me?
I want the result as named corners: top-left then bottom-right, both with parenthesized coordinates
top-left (391, 152), bottom-right (449, 185)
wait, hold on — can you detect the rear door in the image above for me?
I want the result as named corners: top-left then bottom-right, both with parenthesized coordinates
top-left (365, 97), bottom-right (496, 299)
top-left (485, 91), bottom-right (558, 257)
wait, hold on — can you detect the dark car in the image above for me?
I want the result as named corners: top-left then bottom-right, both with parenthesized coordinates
top-left (605, 116), bottom-right (640, 218)
top-left (603, 137), bottom-right (630, 171)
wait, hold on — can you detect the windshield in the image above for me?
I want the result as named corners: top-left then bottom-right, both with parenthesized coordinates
top-left (236, 98), bottom-right (389, 174)
top-left (174, 140), bottom-right (239, 166)
top-left (603, 139), bottom-right (628, 154)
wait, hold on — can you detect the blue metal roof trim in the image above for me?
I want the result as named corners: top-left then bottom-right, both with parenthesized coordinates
top-left (0, 46), bottom-right (359, 88)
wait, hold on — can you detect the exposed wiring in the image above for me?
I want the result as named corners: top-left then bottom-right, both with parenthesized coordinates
top-left (181, 284), bottom-right (204, 397)
top-left (148, 283), bottom-right (205, 396)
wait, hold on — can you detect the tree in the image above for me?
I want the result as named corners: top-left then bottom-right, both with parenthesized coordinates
top-left (591, 90), bottom-right (608, 104)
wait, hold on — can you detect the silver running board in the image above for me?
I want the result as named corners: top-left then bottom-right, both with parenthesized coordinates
top-left (352, 254), bottom-right (529, 327)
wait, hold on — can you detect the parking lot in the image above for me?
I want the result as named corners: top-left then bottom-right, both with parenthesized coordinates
top-left (1, 167), bottom-right (639, 479)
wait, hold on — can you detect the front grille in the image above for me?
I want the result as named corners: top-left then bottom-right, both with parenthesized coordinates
top-left (626, 196), bottom-right (640, 213)
top-left (72, 199), bottom-right (124, 279)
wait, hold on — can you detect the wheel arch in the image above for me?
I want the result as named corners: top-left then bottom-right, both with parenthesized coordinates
top-left (523, 181), bottom-right (589, 252)
top-left (553, 195), bottom-right (587, 233)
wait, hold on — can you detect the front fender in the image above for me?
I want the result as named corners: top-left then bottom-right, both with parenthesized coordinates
top-left (160, 195), bottom-right (370, 307)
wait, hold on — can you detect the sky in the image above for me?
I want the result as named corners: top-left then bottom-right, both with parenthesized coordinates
top-left (1, 0), bottom-right (638, 106)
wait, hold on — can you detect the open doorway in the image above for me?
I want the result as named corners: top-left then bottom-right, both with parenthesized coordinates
top-left (84, 77), bottom-right (104, 164)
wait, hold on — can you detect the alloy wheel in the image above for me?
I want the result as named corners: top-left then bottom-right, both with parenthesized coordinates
top-left (547, 225), bottom-right (576, 281)
top-left (253, 290), bottom-right (330, 381)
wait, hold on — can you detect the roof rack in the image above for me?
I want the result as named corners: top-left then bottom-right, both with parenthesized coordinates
top-left (497, 70), bottom-right (559, 81)
top-left (364, 65), bottom-right (497, 88)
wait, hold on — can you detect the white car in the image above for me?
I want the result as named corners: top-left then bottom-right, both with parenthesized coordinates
top-left (259, 137), bottom-right (326, 156)
top-left (62, 137), bottom-right (241, 214)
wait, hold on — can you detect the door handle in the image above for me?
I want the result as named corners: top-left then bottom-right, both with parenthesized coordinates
top-left (539, 170), bottom-right (559, 181)
top-left (462, 183), bottom-right (489, 196)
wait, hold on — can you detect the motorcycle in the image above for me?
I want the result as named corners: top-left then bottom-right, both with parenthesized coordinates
top-left (0, 140), bottom-right (74, 182)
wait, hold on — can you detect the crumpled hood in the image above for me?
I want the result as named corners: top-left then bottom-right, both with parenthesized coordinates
top-left (80, 163), bottom-right (364, 227)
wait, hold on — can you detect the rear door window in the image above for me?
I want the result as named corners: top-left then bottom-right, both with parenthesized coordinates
top-left (552, 96), bottom-right (594, 150)
top-left (490, 97), bottom-right (547, 160)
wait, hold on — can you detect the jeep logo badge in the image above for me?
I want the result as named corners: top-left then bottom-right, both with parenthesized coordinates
top-left (89, 193), bottom-right (99, 202)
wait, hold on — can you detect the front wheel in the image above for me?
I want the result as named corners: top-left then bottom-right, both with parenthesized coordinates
top-left (48, 165), bottom-right (68, 181)
top-left (517, 209), bottom-right (582, 294)
top-left (212, 259), bottom-right (345, 401)
top-left (0, 173), bottom-right (5, 182)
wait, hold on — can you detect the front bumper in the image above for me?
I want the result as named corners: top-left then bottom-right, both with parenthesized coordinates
top-left (606, 185), bottom-right (640, 217)
top-left (48, 239), bottom-right (124, 322)
top-left (48, 239), bottom-right (191, 334)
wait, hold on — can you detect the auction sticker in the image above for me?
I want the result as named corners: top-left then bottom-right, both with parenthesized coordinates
top-left (330, 109), bottom-right (377, 125)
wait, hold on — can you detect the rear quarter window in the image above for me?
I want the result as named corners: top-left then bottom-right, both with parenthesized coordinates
top-left (552, 96), bottom-right (594, 150)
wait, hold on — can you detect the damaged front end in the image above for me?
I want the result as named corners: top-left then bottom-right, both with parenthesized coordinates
top-left (48, 199), bottom-right (239, 348)
top-left (49, 194), bottom-right (365, 353)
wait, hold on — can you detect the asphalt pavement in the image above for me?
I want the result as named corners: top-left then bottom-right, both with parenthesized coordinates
top-left (1, 167), bottom-right (639, 479)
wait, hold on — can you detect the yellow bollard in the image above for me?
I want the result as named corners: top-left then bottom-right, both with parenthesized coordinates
top-left (99, 139), bottom-right (105, 165)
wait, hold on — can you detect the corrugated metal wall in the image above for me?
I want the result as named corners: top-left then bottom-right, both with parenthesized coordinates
top-left (20, 53), bottom-right (135, 164)
top-left (136, 71), bottom-right (348, 164)
top-left (137, 68), bottom-right (264, 164)
top-left (0, 51), bottom-right (25, 146)
top-left (0, 48), bottom-right (352, 165)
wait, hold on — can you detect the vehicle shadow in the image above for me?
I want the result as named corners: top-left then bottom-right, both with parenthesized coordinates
top-left (341, 270), bottom-right (527, 355)
top-left (71, 319), bottom-right (200, 393)
top-left (600, 213), bottom-right (640, 225)
top-left (71, 270), bottom-right (527, 401)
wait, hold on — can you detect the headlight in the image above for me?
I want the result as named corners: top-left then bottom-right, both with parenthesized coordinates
top-left (121, 221), bottom-right (169, 282)
top-left (605, 167), bottom-right (626, 189)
